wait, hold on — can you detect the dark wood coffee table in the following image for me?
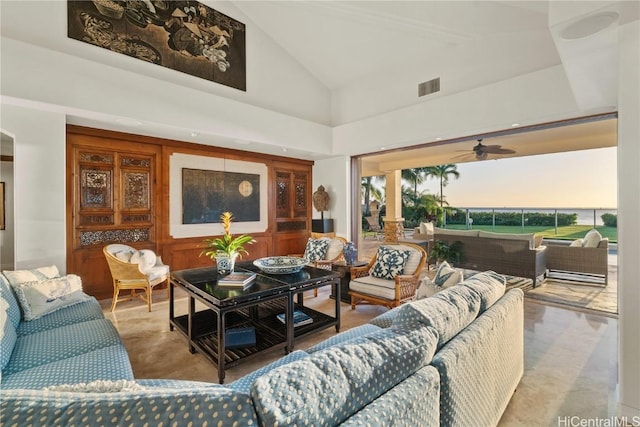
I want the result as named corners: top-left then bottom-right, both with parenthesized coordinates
top-left (169, 261), bottom-right (340, 383)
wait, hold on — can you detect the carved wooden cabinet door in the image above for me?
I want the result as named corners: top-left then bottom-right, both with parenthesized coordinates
top-left (274, 168), bottom-right (310, 255)
top-left (67, 131), bottom-right (160, 299)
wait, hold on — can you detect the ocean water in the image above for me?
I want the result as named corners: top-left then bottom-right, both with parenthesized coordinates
top-left (463, 208), bottom-right (617, 226)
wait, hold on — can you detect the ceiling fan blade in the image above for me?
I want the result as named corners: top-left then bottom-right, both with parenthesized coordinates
top-left (483, 145), bottom-right (516, 155)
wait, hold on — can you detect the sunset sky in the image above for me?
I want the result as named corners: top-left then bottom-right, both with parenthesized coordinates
top-left (419, 146), bottom-right (617, 209)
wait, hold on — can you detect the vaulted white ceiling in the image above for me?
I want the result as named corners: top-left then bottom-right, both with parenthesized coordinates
top-left (234, 1), bottom-right (559, 91)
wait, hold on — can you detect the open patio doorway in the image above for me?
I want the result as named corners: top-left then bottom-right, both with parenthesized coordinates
top-left (351, 113), bottom-right (618, 316)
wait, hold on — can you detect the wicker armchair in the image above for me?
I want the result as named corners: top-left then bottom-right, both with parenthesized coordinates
top-left (103, 244), bottom-right (170, 312)
top-left (295, 235), bottom-right (347, 297)
top-left (349, 242), bottom-right (426, 309)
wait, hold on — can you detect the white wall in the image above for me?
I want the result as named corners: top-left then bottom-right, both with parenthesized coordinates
top-left (332, 66), bottom-right (583, 156)
top-left (0, 0), bottom-right (331, 127)
top-left (312, 156), bottom-right (351, 240)
top-left (0, 37), bottom-right (332, 156)
top-left (617, 20), bottom-right (640, 419)
top-left (0, 105), bottom-right (67, 272)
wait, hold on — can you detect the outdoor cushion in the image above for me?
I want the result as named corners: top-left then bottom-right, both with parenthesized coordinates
top-left (434, 227), bottom-right (479, 237)
top-left (1, 344), bottom-right (134, 389)
top-left (419, 222), bottom-right (434, 236)
top-left (393, 285), bottom-right (481, 347)
top-left (306, 323), bottom-right (382, 353)
top-left (462, 271), bottom-right (506, 313)
top-left (478, 230), bottom-right (535, 249)
top-left (582, 229), bottom-right (602, 248)
top-left (570, 238), bottom-right (584, 247)
top-left (350, 275), bottom-right (401, 300)
top-left (10, 274), bottom-right (91, 321)
top-left (433, 261), bottom-right (463, 288)
top-left (303, 238), bottom-right (330, 262)
top-left (5, 319), bottom-right (123, 374)
top-left (15, 297), bottom-right (104, 336)
top-left (370, 246), bottom-right (411, 279)
top-left (250, 326), bottom-right (439, 427)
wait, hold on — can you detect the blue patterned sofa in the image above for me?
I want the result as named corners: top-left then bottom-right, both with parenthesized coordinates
top-left (1, 267), bottom-right (523, 427)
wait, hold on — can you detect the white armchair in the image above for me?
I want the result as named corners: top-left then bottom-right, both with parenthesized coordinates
top-left (103, 244), bottom-right (170, 312)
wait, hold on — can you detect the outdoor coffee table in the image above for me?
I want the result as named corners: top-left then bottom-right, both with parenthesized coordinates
top-left (169, 261), bottom-right (340, 383)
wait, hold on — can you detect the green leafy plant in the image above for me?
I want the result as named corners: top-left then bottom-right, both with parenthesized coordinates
top-left (430, 240), bottom-right (463, 265)
top-left (200, 212), bottom-right (255, 260)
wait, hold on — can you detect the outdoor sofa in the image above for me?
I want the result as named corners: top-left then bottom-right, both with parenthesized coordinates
top-left (2, 266), bottom-right (523, 426)
top-left (434, 227), bottom-right (547, 284)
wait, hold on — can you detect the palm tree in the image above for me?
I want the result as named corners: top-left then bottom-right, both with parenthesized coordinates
top-left (427, 164), bottom-right (460, 209)
top-left (401, 167), bottom-right (430, 205)
top-left (361, 175), bottom-right (384, 215)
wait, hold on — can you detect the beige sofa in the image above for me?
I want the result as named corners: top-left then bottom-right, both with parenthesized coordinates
top-left (433, 228), bottom-right (547, 284)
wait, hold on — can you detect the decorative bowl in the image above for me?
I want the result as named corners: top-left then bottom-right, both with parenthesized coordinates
top-left (253, 257), bottom-right (307, 274)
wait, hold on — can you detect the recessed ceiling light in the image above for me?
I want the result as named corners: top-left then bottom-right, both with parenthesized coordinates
top-left (511, 123), bottom-right (521, 127)
top-left (282, 148), bottom-right (288, 152)
top-left (191, 131), bottom-right (198, 137)
top-left (435, 137), bottom-right (442, 141)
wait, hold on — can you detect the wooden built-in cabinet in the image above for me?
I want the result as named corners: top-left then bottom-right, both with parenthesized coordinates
top-left (66, 126), bottom-right (313, 299)
top-left (273, 167), bottom-right (311, 256)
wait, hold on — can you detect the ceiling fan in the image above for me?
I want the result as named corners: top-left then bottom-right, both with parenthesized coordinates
top-left (454, 139), bottom-right (516, 160)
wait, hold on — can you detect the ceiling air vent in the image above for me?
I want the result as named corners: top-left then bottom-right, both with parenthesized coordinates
top-left (418, 78), bottom-right (440, 97)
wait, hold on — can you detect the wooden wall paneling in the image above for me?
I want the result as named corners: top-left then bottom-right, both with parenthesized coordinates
top-left (66, 126), bottom-right (313, 299)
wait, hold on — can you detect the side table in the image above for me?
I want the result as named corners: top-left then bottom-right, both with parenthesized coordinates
top-left (331, 260), bottom-right (368, 304)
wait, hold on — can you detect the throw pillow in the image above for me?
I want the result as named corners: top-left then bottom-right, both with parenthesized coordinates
top-left (433, 261), bottom-right (463, 288)
top-left (582, 229), bottom-right (602, 248)
top-left (10, 274), bottom-right (90, 321)
top-left (114, 250), bottom-right (134, 262)
top-left (2, 265), bottom-right (60, 287)
top-left (303, 238), bottom-right (330, 262)
top-left (130, 249), bottom-right (157, 271)
top-left (415, 277), bottom-right (438, 300)
top-left (370, 246), bottom-right (411, 280)
top-left (570, 238), bottom-right (583, 247)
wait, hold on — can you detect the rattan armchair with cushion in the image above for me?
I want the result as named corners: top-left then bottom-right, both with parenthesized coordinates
top-left (296, 236), bottom-right (347, 297)
top-left (103, 244), bottom-right (170, 312)
top-left (349, 242), bottom-right (426, 309)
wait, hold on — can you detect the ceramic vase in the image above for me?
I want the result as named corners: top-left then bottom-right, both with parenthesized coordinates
top-left (343, 241), bottom-right (357, 265)
top-left (216, 253), bottom-right (238, 275)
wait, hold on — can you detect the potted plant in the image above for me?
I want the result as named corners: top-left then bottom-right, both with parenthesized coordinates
top-left (430, 239), bottom-right (463, 267)
top-left (201, 212), bottom-right (255, 273)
